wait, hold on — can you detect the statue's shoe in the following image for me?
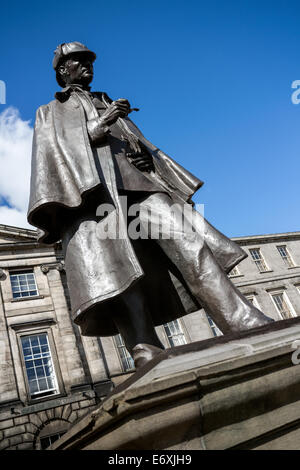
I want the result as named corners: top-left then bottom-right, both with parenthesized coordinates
top-left (132, 343), bottom-right (164, 369)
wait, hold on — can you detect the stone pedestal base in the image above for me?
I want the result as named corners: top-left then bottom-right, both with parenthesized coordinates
top-left (51, 318), bottom-right (300, 450)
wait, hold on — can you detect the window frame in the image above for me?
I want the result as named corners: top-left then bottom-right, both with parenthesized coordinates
top-left (16, 325), bottom-right (65, 403)
top-left (9, 268), bottom-right (39, 300)
top-left (163, 319), bottom-right (188, 347)
top-left (113, 334), bottom-right (135, 373)
top-left (36, 419), bottom-right (69, 450)
top-left (206, 314), bottom-right (223, 337)
top-left (249, 248), bottom-right (270, 273)
top-left (228, 265), bottom-right (241, 277)
top-left (276, 245), bottom-right (296, 268)
top-left (40, 432), bottom-right (66, 450)
top-left (245, 294), bottom-right (261, 310)
top-left (270, 289), bottom-right (296, 320)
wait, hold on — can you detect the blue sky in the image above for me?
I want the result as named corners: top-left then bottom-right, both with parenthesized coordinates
top-left (0, 0), bottom-right (299, 236)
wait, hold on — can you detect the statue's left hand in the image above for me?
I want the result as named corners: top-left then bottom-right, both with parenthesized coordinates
top-left (127, 151), bottom-right (155, 173)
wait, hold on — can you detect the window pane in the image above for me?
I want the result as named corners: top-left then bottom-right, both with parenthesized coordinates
top-left (164, 320), bottom-right (187, 347)
top-left (47, 376), bottom-right (56, 389)
top-left (9, 270), bottom-right (38, 299)
top-left (29, 379), bottom-right (38, 394)
top-left (38, 378), bottom-right (48, 391)
top-left (206, 314), bottom-right (223, 337)
top-left (36, 366), bottom-right (44, 378)
top-left (277, 246), bottom-right (295, 268)
top-left (39, 336), bottom-right (48, 345)
top-left (23, 349), bottom-right (32, 359)
top-left (271, 292), bottom-right (294, 319)
top-left (246, 295), bottom-right (260, 309)
top-left (249, 249), bottom-right (268, 272)
top-left (40, 437), bottom-right (51, 450)
top-left (40, 433), bottom-right (65, 450)
top-left (31, 337), bottom-right (39, 346)
top-left (44, 365), bottom-right (51, 377)
top-left (27, 368), bottom-right (36, 380)
top-left (229, 266), bottom-right (240, 277)
top-left (22, 337), bottom-right (30, 347)
top-left (114, 334), bottom-right (135, 372)
top-left (21, 333), bottom-right (58, 398)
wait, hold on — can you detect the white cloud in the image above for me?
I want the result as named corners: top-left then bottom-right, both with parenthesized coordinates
top-left (0, 107), bottom-right (33, 229)
top-left (0, 205), bottom-right (31, 229)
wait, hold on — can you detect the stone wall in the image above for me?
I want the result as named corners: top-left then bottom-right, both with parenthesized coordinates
top-left (0, 394), bottom-right (96, 450)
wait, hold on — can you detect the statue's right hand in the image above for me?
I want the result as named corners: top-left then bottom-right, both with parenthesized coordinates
top-left (100, 99), bottom-right (131, 126)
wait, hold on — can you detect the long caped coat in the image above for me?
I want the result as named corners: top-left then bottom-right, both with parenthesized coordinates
top-left (27, 91), bottom-right (247, 336)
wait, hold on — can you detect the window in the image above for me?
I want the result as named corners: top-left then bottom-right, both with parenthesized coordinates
top-left (163, 320), bottom-right (187, 347)
top-left (20, 333), bottom-right (59, 399)
top-left (114, 334), bottom-right (135, 372)
top-left (246, 295), bottom-right (260, 309)
top-left (271, 292), bottom-right (295, 320)
top-left (249, 248), bottom-right (269, 273)
top-left (36, 419), bottom-right (68, 450)
top-left (10, 270), bottom-right (38, 299)
top-left (40, 432), bottom-right (65, 450)
top-left (206, 314), bottom-right (222, 337)
top-left (228, 266), bottom-right (240, 277)
top-left (277, 245), bottom-right (295, 268)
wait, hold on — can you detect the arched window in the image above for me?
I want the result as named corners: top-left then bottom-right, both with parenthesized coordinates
top-left (35, 419), bottom-right (69, 450)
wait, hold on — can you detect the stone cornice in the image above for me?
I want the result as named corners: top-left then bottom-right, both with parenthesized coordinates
top-left (10, 318), bottom-right (56, 331)
top-left (0, 224), bottom-right (37, 240)
top-left (232, 232), bottom-right (300, 246)
top-left (233, 271), bottom-right (300, 288)
top-left (0, 242), bottom-right (56, 254)
top-left (0, 224), bottom-right (299, 250)
top-left (0, 241), bottom-right (60, 252)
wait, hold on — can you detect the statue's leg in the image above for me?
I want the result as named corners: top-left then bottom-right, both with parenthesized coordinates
top-left (139, 193), bottom-right (274, 334)
top-left (113, 283), bottom-right (164, 368)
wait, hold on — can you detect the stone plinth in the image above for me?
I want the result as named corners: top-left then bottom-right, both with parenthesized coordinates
top-left (50, 318), bottom-right (300, 450)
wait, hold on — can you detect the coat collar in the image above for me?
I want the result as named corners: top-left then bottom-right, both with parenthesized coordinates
top-left (55, 84), bottom-right (92, 102)
top-left (55, 87), bottom-right (112, 107)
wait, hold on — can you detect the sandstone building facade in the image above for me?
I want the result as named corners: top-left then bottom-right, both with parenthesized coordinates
top-left (0, 224), bottom-right (299, 450)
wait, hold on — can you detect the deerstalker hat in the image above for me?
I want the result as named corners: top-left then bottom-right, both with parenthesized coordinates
top-left (52, 42), bottom-right (96, 70)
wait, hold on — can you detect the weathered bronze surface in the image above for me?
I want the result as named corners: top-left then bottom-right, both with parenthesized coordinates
top-left (27, 42), bottom-right (273, 367)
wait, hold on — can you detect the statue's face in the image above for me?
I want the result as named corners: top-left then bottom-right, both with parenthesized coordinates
top-left (59, 53), bottom-right (94, 87)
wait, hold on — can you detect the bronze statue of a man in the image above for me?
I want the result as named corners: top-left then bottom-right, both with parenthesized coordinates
top-left (27, 42), bottom-right (273, 368)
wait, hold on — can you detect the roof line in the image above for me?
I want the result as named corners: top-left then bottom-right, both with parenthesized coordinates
top-left (0, 223), bottom-right (299, 243)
